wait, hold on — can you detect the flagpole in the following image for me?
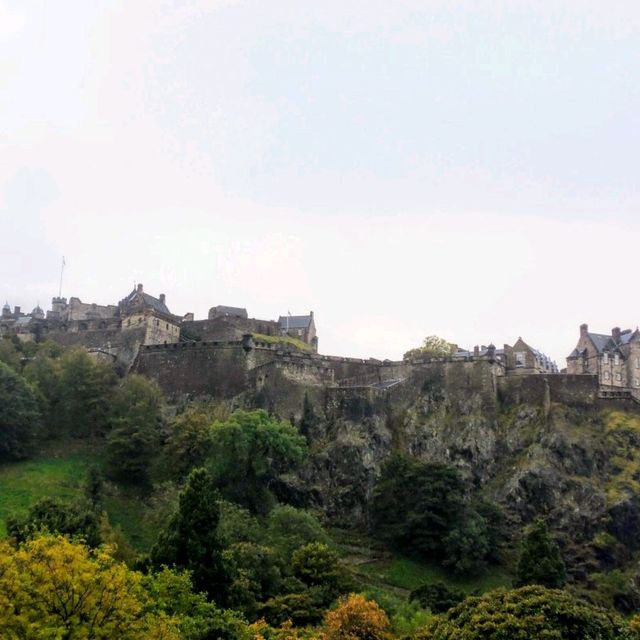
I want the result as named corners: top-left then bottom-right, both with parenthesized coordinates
top-left (58, 257), bottom-right (65, 298)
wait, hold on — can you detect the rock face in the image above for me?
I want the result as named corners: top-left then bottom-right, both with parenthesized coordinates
top-left (271, 368), bottom-right (640, 577)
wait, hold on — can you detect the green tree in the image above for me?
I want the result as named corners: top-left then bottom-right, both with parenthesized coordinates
top-left (516, 518), bottom-right (566, 589)
top-left (56, 348), bottom-right (118, 437)
top-left (415, 585), bottom-right (635, 640)
top-left (0, 361), bottom-right (42, 460)
top-left (106, 374), bottom-right (164, 484)
top-left (265, 505), bottom-right (330, 562)
top-left (291, 542), bottom-right (350, 606)
top-left (403, 335), bottom-right (457, 361)
top-left (208, 409), bottom-right (307, 513)
top-left (0, 336), bottom-right (22, 371)
top-left (84, 466), bottom-right (105, 512)
top-left (371, 456), bottom-right (493, 574)
top-left (163, 407), bottom-right (214, 480)
top-left (150, 468), bottom-right (227, 601)
top-left (144, 567), bottom-right (253, 640)
top-left (223, 542), bottom-right (282, 616)
top-left (7, 496), bottom-right (102, 547)
top-left (409, 582), bottom-right (465, 614)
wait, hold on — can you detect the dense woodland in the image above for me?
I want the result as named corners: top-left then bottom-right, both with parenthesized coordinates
top-left (2, 335), bottom-right (640, 639)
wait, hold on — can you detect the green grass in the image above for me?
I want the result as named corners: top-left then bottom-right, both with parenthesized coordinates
top-left (356, 555), bottom-right (513, 594)
top-left (0, 442), bottom-right (96, 536)
top-left (0, 441), bottom-right (156, 550)
top-left (253, 333), bottom-right (313, 352)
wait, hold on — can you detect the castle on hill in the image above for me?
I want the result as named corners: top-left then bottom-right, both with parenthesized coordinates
top-left (0, 284), bottom-right (318, 359)
top-left (2, 282), bottom-right (639, 407)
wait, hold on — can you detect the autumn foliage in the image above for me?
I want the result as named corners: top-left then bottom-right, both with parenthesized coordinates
top-left (321, 594), bottom-right (391, 640)
top-left (0, 535), bottom-right (179, 640)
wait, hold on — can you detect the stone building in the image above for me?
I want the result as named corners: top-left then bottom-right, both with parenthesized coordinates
top-left (208, 305), bottom-right (248, 320)
top-left (567, 324), bottom-right (640, 391)
top-left (503, 337), bottom-right (559, 374)
top-left (278, 312), bottom-right (318, 351)
top-left (118, 284), bottom-right (180, 345)
top-left (46, 296), bottom-right (118, 322)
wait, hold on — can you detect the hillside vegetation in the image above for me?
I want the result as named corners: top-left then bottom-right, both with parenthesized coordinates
top-left (3, 336), bottom-right (640, 638)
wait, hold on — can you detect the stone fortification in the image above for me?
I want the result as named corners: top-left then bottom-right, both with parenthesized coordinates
top-left (130, 335), bottom-right (640, 427)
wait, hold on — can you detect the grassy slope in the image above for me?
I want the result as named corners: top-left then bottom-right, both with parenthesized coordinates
top-left (0, 445), bottom-right (513, 598)
top-left (0, 441), bottom-right (154, 548)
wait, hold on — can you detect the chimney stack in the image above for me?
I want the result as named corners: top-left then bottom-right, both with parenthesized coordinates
top-left (473, 345), bottom-right (480, 357)
top-left (137, 283), bottom-right (143, 293)
top-left (580, 323), bottom-right (589, 338)
top-left (612, 327), bottom-right (622, 343)
top-left (159, 294), bottom-right (166, 305)
top-left (14, 306), bottom-right (20, 316)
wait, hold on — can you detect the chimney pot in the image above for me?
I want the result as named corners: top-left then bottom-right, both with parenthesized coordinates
top-left (137, 283), bottom-right (143, 293)
top-left (613, 327), bottom-right (622, 342)
top-left (159, 293), bottom-right (166, 304)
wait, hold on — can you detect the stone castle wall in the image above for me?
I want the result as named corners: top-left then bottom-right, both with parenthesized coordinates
top-left (497, 374), bottom-right (599, 408)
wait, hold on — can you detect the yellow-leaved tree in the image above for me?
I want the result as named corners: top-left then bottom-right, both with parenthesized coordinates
top-left (321, 594), bottom-right (391, 640)
top-left (0, 534), bottom-right (179, 640)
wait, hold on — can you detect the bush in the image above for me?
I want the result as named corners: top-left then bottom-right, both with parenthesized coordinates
top-left (414, 585), bottom-right (636, 640)
top-left (409, 582), bottom-right (465, 614)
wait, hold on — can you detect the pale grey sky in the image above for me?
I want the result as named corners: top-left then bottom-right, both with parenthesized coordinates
top-left (1, 1), bottom-right (639, 364)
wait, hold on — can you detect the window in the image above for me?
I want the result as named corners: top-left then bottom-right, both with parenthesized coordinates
top-left (604, 371), bottom-right (610, 381)
top-left (515, 352), bottom-right (526, 367)
top-left (603, 352), bottom-right (609, 364)
top-left (616, 372), bottom-right (622, 382)
top-left (636, 357), bottom-right (640, 369)
top-left (635, 379), bottom-right (639, 387)
top-left (615, 354), bottom-right (620, 366)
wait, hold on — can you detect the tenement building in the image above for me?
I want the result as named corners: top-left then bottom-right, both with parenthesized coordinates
top-left (567, 324), bottom-right (640, 392)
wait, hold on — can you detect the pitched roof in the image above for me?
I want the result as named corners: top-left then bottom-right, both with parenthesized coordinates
top-left (587, 333), bottom-right (614, 354)
top-left (121, 289), bottom-right (171, 316)
top-left (278, 315), bottom-right (312, 330)
top-left (213, 305), bottom-right (248, 318)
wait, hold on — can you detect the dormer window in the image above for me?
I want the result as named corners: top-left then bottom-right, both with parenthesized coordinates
top-left (515, 352), bottom-right (526, 367)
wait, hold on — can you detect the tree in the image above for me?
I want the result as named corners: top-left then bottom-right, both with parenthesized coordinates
top-left (403, 335), bottom-right (456, 362)
top-left (0, 361), bottom-right (42, 460)
top-left (0, 534), bottom-right (179, 639)
top-left (56, 348), bottom-right (118, 437)
top-left (265, 505), bottom-right (330, 562)
top-left (292, 543), bottom-right (348, 596)
top-left (223, 542), bottom-right (282, 615)
top-left (415, 585), bottom-right (636, 640)
top-left (106, 374), bottom-right (164, 484)
top-left (208, 409), bottom-right (307, 513)
top-left (163, 407), bottom-right (214, 480)
top-left (7, 496), bottom-right (102, 547)
top-left (516, 518), bottom-right (566, 589)
top-left (409, 582), bottom-right (465, 614)
top-left (150, 468), bottom-right (227, 601)
top-left (144, 567), bottom-right (253, 640)
top-left (321, 594), bottom-right (391, 640)
top-left (371, 456), bottom-right (494, 574)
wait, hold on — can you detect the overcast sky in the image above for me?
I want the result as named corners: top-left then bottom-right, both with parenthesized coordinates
top-left (1, 1), bottom-right (639, 364)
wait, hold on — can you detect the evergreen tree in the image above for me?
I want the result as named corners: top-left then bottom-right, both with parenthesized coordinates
top-left (55, 348), bottom-right (117, 437)
top-left (106, 375), bottom-right (164, 484)
top-left (150, 468), bottom-right (227, 602)
top-left (84, 466), bottom-right (105, 512)
top-left (516, 518), bottom-right (566, 588)
top-left (0, 361), bottom-right (42, 460)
